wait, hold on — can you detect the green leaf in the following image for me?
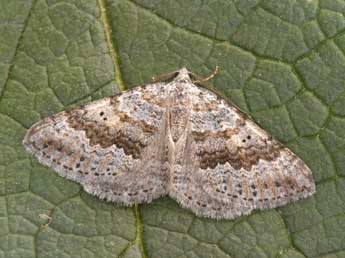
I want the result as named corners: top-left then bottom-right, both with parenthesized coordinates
top-left (0, 0), bottom-right (344, 257)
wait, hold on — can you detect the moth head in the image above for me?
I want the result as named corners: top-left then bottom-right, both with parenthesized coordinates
top-left (174, 67), bottom-right (192, 82)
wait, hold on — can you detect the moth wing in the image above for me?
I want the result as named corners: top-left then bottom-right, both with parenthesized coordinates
top-left (23, 83), bottom-right (170, 205)
top-left (170, 85), bottom-right (315, 219)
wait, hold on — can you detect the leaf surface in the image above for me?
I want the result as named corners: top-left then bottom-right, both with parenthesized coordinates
top-left (1, 0), bottom-right (344, 257)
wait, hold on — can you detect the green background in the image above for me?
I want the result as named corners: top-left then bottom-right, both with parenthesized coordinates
top-left (1, 0), bottom-right (345, 257)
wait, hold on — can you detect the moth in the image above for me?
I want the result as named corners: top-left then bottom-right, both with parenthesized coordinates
top-left (23, 68), bottom-right (315, 219)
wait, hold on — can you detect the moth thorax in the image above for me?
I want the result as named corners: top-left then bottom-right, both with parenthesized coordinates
top-left (169, 103), bottom-right (189, 142)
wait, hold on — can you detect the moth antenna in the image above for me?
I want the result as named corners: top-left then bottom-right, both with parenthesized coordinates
top-left (192, 66), bottom-right (219, 84)
top-left (151, 70), bottom-right (179, 83)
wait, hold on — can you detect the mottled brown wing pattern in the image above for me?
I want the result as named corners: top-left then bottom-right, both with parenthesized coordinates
top-left (23, 84), bottom-right (170, 205)
top-left (23, 68), bottom-right (315, 220)
top-left (170, 84), bottom-right (315, 219)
